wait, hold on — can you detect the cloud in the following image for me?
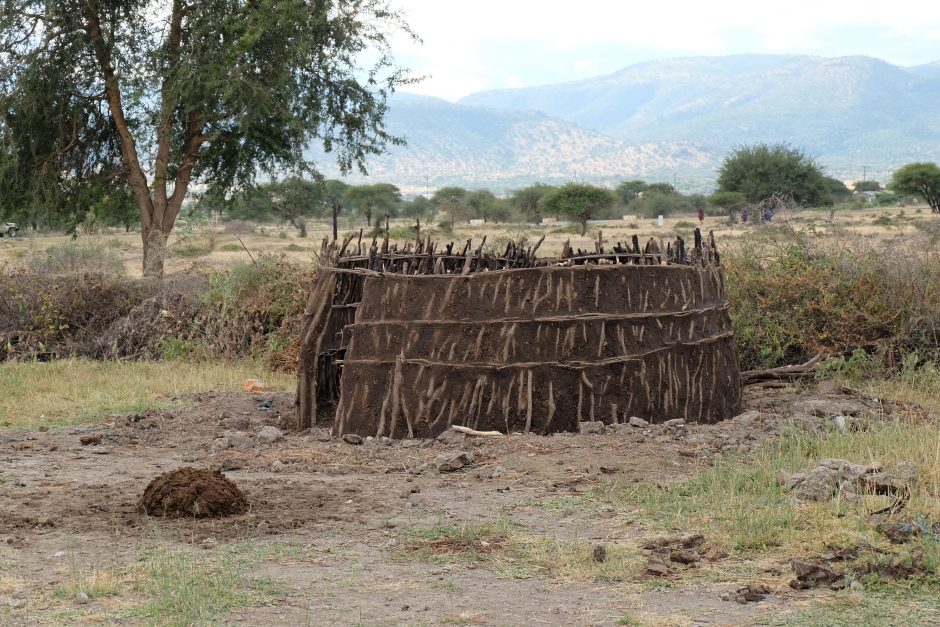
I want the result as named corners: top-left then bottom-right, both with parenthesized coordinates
top-left (389, 0), bottom-right (940, 100)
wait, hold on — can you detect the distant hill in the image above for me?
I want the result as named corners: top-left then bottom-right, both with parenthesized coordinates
top-left (460, 55), bottom-right (940, 177)
top-left (313, 55), bottom-right (940, 191)
top-left (310, 94), bottom-right (713, 192)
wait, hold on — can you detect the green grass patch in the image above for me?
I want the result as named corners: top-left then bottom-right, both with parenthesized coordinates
top-left (0, 358), bottom-right (294, 429)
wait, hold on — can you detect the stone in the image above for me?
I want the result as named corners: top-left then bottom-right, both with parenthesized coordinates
top-left (894, 461), bottom-right (917, 482)
top-left (791, 398), bottom-right (865, 417)
top-left (11, 589), bottom-right (28, 600)
top-left (732, 410), bottom-right (762, 426)
top-left (789, 559), bottom-right (845, 590)
top-left (776, 470), bottom-right (806, 490)
top-left (256, 426), bottom-right (284, 445)
top-left (79, 434), bottom-right (102, 446)
top-left (578, 421), bottom-right (605, 435)
top-left (221, 415), bottom-right (251, 431)
top-left (488, 466), bottom-right (506, 479)
top-left (8, 598), bottom-right (26, 609)
top-left (342, 434), bottom-right (363, 445)
top-left (819, 458), bottom-right (870, 481)
top-left (75, 591), bottom-right (89, 605)
top-left (302, 428), bottom-right (332, 443)
top-left (90, 447), bottom-right (112, 455)
top-left (223, 430), bottom-right (254, 450)
top-left (592, 543), bottom-right (607, 563)
top-left (434, 450), bottom-right (474, 472)
top-left (212, 437), bottom-right (232, 452)
top-left (628, 416), bottom-right (650, 428)
top-left (662, 419), bottom-right (686, 428)
top-left (795, 466), bottom-right (841, 501)
top-left (437, 430), bottom-right (468, 446)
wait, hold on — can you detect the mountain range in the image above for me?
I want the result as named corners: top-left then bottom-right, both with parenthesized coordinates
top-left (312, 55), bottom-right (940, 193)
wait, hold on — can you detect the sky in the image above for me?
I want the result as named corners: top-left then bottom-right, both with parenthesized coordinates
top-left (388, 0), bottom-right (940, 101)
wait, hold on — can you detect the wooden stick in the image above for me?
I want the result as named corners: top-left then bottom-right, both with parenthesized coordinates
top-left (451, 425), bottom-right (504, 437)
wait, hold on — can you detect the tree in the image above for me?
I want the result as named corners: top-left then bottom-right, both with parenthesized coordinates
top-left (644, 182), bottom-right (677, 196)
top-left (510, 183), bottom-right (555, 222)
top-left (321, 180), bottom-right (349, 241)
top-left (431, 186), bottom-right (469, 230)
top-left (708, 190), bottom-right (747, 222)
top-left (400, 195), bottom-right (430, 219)
top-left (539, 183), bottom-right (615, 235)
top-left (0, 1), bottom-right (414, 276)
top-left (342, 183), bottom-right (401, 227)
top-left (615, 180), bottom-right (647, 205)
top-left (853, 180), bottom-right (882, 192)
top-left (890, 162), bottom-right (940, 213)
top-left (824, 177), bottom-right (852, 204)
top-left (716, 144), bottom-right (829, 206)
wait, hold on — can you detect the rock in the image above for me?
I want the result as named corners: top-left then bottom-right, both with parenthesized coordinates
top-left (592, 543), bottom-right (606, 563)
top-left (180, 451), bottom-right (201, 463)
top-left (645, 559), bottom-right (670, 577)
top-left (75, 591), bottom-right (89, 605)
top-left (488, 466), bottom-right (506, 479)
top-left (578, 421), bottom-right (605, 435)
top-left (628, 416), bottom-right (650, 428)
top-left (218, 458), bottom-right (244, 472)
top-left (777, 470), bottom-right (807, 490)
top-left (303, 428), bottom-right (332, 443)
top-left (79, 434), bottom-right (101, 446)
top-left (90, 447), bottom-right (112, 455)
top-left (733, 411), bottom-right (762, 426)
top-left (723, 583), bottom-right (770, 604)
top-left (795, 466), bottom-right (840, 501)
top-left (8, 598), bottom-right (26, 609)
top-left (894, 461), bottom-right (917, 482)
top-left (270, 460), bottom-right (285, 472)
top-left (342, 434), bottom-right (363, 445)
top-left (669, 549), bottom-right (700, 565)
top-left (212, 437), bottom-right (233, 452)
top-left (434, 450), bottom-right (474, 472)
top-left (789, 559), bottom-right (845, 590)
top-left (436, 430), bottom-right (468, 446)
top-left (819, 458), bottom-right (870, 481)
top-left (862, 471), bottom-right (906, 493)
top-left (662, 419), bottom-right (686, 428)
top-left (11, 589), bottom-right (28, 600)
top-left (791, 398), bottom-right (865, 418)
top-left (223, 430), bottom-right (254, 450)
top-left (256, 426), bottom-right (284, 445)
top-left (221, 415), bottom-right (251, 430)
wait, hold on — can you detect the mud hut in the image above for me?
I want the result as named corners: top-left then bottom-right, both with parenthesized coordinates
top-left (296, 230), bottom-right (741, 437)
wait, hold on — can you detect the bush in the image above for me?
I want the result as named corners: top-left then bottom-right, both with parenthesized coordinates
top-left (726, 231), bottom-right (940, 370)
top-left (27, 242), bottom-right (125, 276)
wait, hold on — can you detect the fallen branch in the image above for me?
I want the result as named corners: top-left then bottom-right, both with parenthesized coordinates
top-left (451, 425), bottom-right (504, 437)
top-left (740, 353), bottom-right (824, 384)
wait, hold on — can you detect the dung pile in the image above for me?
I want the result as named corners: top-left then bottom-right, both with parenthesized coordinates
top-left (138, 467), bottom-right (248, 518)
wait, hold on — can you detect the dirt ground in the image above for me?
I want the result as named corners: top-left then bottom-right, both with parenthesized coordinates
top-left (0, 381), bottom-right (897, 626)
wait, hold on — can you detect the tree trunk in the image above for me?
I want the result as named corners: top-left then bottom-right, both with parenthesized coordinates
top-left (142, 225), bottom-right (170, 277)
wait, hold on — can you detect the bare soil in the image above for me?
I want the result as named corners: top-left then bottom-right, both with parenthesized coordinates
top-left (0, 384), bottom-right (889, 625)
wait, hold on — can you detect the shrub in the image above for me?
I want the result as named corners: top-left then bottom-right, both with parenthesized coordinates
top-left (27, 242), bottom-right (125, 276)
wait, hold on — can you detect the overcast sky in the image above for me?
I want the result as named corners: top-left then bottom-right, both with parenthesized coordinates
top-left (389, 0), bottom-right (940, 101)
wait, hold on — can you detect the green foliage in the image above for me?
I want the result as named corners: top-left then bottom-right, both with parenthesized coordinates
top-left (342, 183), bottom-right (402, 227)
top-left (854, 180), bottom-right (882, 192)
top-left (726, 238), bottom-right (940, 370)
top-left (539, 183), bottom-right (615, 235)
top-left (510, 183), bottom-right (555, 223)
top-left (717, 143), bottom-right (830, 205)
top-left (1, 0), bottom-right (415, 271)
top-left (615, 180), bottom-right (647, 205)
top-left (890, 162), bottom-right (940, 212)
top-left (431, 186), bottom-right (471, 230)
top-left (630, 190), bottom-right (693, 218)
top-left (824, 176), bottom-right (853, 203)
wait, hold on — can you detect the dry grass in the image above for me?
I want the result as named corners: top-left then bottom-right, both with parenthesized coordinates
top-left (0, 358), bottom-right (294, 429)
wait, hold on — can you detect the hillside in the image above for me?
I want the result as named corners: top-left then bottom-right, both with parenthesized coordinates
top-left (310, 94), bottom-right (712, 192)
top-left (459, 55), bottom-right (940, 175)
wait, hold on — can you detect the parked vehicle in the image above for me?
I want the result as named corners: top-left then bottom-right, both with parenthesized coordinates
top-left (0, 222), bottom-right (19, 237)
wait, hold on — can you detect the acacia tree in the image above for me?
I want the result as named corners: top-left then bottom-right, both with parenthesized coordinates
top-left (716, 143), bottom-right (829, 206)
top-left (539, 183), bottom-right (614, 235)
top-left (0, 1), bottom-right (414, 276)
top-left (342, 183), bottom-right (401, 227)
top-left (890, 162), bottom-right (940, 213)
